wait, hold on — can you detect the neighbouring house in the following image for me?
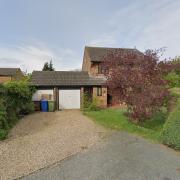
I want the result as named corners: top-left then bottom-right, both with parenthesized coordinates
top-left (82, 46), bottom-right (144, 105)
top-left (31, 71), bottom-right (106, 110)
top-left (0, 68), bottom-right (24, 83)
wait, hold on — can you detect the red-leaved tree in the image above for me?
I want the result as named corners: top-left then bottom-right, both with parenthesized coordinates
top-left (101, 49), bottom-right (169, 122)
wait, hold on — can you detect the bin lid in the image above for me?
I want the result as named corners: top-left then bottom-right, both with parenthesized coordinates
top-left (41, 99), bottom-right (48, 102)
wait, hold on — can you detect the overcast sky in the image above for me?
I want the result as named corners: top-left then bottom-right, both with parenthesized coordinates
top-left (0, 0), bottom-right (180, 72)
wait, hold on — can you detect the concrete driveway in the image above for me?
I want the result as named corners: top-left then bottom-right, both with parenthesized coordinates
top-left (22, 132), bottom-right (180, 180)
top-left (0, 110), bottom-right (106, 180)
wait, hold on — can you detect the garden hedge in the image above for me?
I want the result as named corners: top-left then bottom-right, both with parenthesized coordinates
top-left (0, 81), bottom-right (35, 140)
top-left (161, 98), bottom-right (180, 150)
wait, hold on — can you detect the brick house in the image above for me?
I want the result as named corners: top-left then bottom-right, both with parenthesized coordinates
top-left (82, 46), bottom-right (144, 106)
top-left (31, 46), bottom-right (144, 110)
top-left (0, 68), bottom-right (24, 83)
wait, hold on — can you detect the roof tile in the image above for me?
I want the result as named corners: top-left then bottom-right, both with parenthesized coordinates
top-left (0, 68), bottom-right (20, 76)
top-left (31, 71), bottom-right (105, 86)
top-left (85, 46), bottom-right (144, 62)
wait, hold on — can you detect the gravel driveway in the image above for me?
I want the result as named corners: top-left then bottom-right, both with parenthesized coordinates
top-left (23, 132), bottom-right (180, 180)
top-left (0, 110), bottom-right (106, 180)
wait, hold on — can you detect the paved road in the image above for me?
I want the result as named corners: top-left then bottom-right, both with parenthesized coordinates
top-left (22, 132), bottom-right (180, 180)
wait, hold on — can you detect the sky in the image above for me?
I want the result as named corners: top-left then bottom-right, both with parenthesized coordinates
top-left (0, 0), bottom-right (180, 72)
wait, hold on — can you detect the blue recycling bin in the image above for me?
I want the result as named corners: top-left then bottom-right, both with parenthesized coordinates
top-left (41, 99), bottom-right (48, 112)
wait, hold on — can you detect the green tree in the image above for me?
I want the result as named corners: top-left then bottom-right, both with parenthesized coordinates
top-left (49, 60), bottom-right (54, 71)
top-left (42, 60), bottom-right (55, 71)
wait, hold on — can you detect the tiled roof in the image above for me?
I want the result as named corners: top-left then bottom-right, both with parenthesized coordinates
top-left (31, 71), bottom-right (106, 86)
top-left (85, 46), bottom-right (144, 62)
top-left (0, 68), bottom-right (20, 76)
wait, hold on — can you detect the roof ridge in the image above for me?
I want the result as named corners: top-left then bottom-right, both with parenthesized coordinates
top-left (85, 46), bottom-right (137, 50)
top-left (33, 70), bottom-right (87, 73)
top-left (0, 67), bottom-right (20, 69)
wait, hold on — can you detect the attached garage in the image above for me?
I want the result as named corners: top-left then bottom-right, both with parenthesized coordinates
top-left (31, 71), bottom-right (106, 110)
top-left (59, 89), bottom-right (80, 109)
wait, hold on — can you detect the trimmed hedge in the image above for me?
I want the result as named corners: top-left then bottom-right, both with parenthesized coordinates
top-left (0, 81), bottom-right (35, 140)
top-left (161, 98), bottom-right (180, 150)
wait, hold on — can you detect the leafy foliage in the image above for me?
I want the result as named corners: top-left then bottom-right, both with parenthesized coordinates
top-left (4, 81), bottom-right (35, 117)
top-left (82, 93), bottom-right (100, 111)
top-left (0, 87), bottom-right (9, 139)
top-left (158, 57), bottom-right (180, 75)
top-left (165, 72), bottom-right (180, 88)
top-left (0, 81), bottom-right (35, 139)
top-left (42, 60), bottom-right (55, 71)
top-left (0, 129), bottom-right (8, 140)
top-left (101, 49), bottom-right (169, 122)
top-left (161, 98), bottom-right (180, 150)
top-left (162, 56), bottom-right (180, 88)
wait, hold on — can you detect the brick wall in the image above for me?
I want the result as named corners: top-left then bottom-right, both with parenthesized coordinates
top-left (0, 76), bottom-right (12, 83)
top-left (90, 62), bottom-right (99, 76)
top-left (82, 50), bottom-right (91, 72)
top-left (0, 70), bottom-right (24, 84)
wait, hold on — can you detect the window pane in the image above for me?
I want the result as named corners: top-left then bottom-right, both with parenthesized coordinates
top-left (97, 87), bottom-right (102, 96)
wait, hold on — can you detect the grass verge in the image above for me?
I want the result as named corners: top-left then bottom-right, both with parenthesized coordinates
top-left (161, 97), bottom-right (180, 150)
top-left (84, 108), bottom-right (165, 142)
top-left (84, 88), bottom-right (180, 149)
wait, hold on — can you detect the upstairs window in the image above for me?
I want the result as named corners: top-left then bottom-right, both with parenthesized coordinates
top-left (98, 64), bottom-right (109, 74)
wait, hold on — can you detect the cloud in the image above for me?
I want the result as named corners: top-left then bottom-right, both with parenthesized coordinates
top-left (88, 33), bottom-right (117, 47)
top-left (87, 0), bottom-right (180, 57)
top-left (0, 43), bottom-right (82, 73)
top-left (135, 1), bottom-right (180, 58)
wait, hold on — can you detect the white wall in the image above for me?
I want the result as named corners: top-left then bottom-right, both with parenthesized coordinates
top-left (32, 90), bottom-right (54, 101)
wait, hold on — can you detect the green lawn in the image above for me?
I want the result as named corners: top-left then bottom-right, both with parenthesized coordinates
top-left (84, 88), bottom-right (180, 146)
top-left (161, 92), bottom-right (180, 150)
top-left (84, 108), bottom-right (166, 142)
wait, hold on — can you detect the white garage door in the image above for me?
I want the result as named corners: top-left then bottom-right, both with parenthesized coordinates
top-left (59, 89), bottom-right (80, 109)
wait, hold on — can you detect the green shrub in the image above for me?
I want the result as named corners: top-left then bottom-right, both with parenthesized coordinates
top-left (170, 88), bottom-right (180, 97)
top-left (0, 81), bottom-right (35, 140)
top-left (0, 109), bottom-right (9, 130)
top-left (83, 93), bottom-right (92, 109)
top-left (88, 97), bottom-right (100, 111)
top-left (82, 93), bottom-right (100, 111)
top-left (3, 81), bottom-right (35, 124)
top-left (0, 129), bottom-right (8, 140)
top-left (161, 98), bottom-right (180, 150)
top-left (0, 89), bottom-right (9, 130)
top-left (20, 101), bottom-right (35, 114)
top-left (165, 72), bottom-right (180, 88)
